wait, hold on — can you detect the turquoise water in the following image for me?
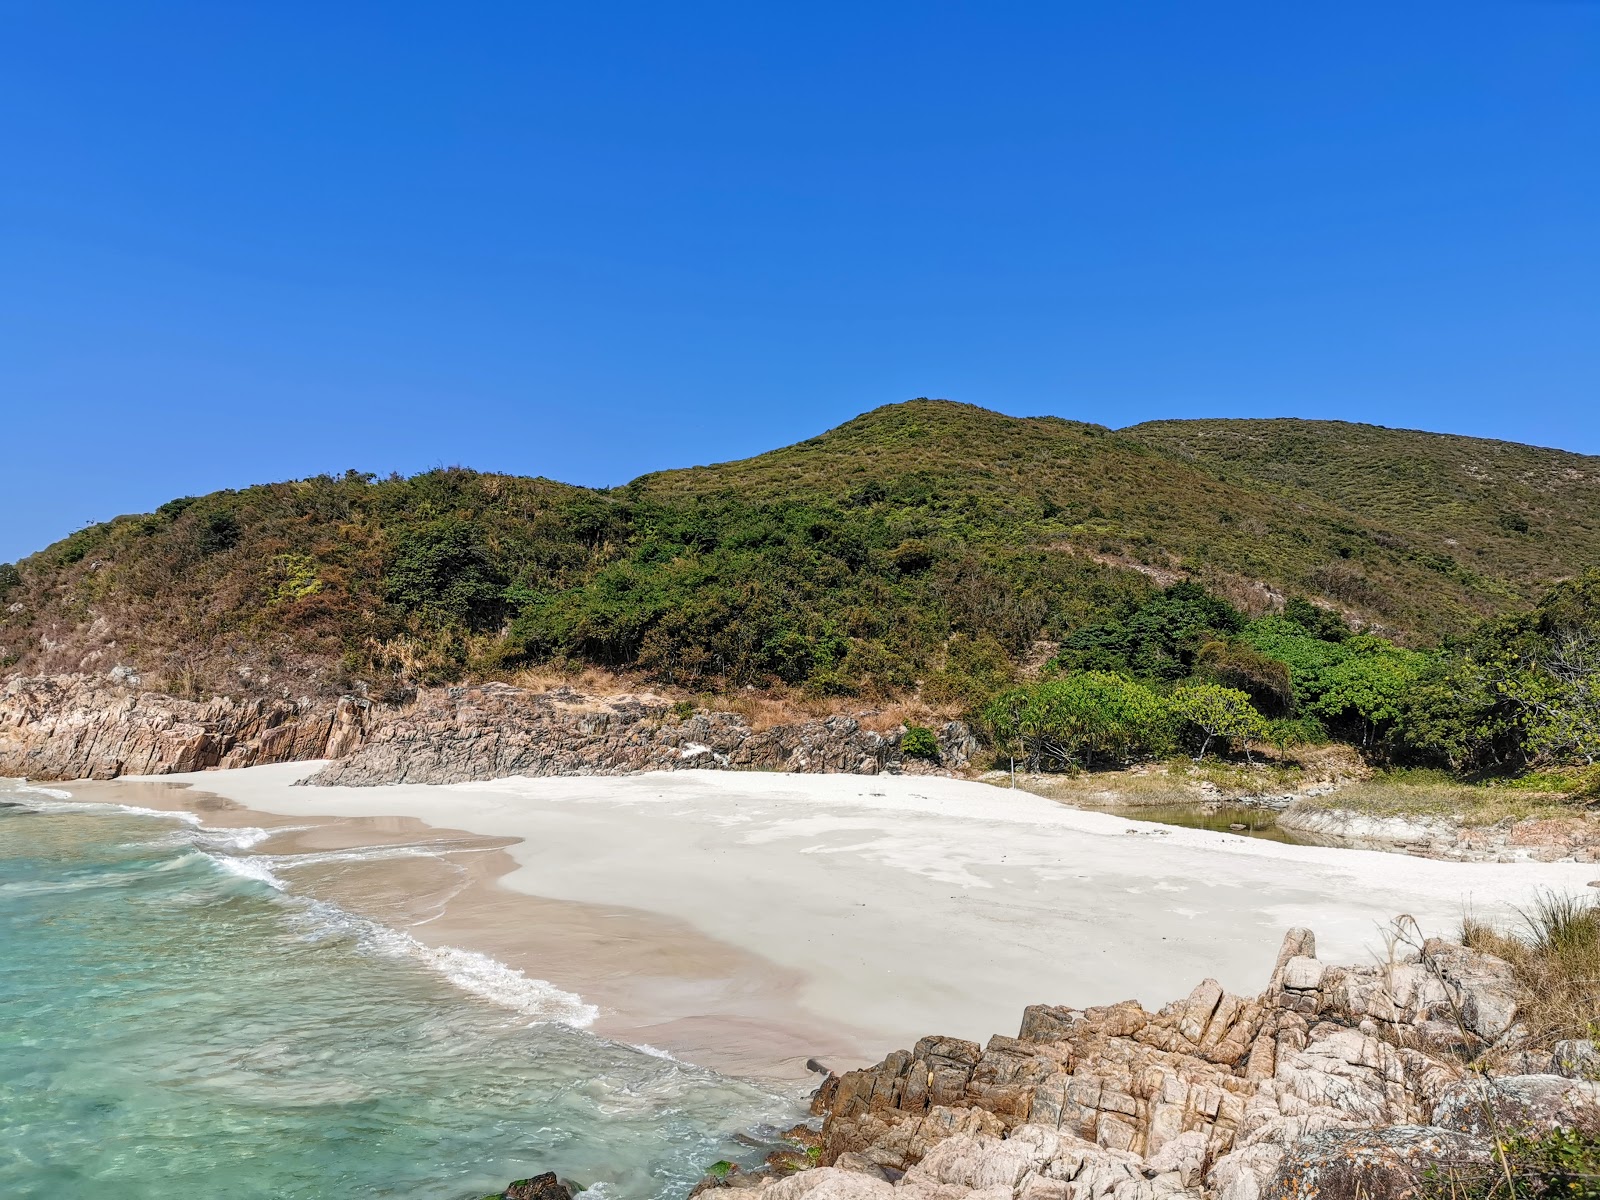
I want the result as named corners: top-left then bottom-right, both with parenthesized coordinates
top-left (0, 782), bottom-right (798, 1199)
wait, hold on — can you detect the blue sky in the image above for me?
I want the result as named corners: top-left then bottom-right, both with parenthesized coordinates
top-left (2, 1), bottom-right (1597, 562)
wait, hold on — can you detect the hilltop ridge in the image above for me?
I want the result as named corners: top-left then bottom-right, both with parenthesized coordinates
top-left (2, 399), bottom-right (1596, 702)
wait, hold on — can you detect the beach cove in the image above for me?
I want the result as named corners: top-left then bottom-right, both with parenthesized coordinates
top-left (86, 764), bottom-right (1600, 1074)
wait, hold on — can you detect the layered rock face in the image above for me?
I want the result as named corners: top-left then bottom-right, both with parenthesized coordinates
top-left (720, 929), bottom-right (1599, 1200)
top-left (308, 683), bottom-right (976, 786)
top-left (0, 674), bottom-right (973, 785)
top-left (0, 675), bottom-right (369, 781)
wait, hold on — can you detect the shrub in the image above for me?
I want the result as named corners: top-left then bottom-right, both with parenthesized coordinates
top-left (901, 724), bottom-right (940, 761)
top-left (1170, 683), bottom-right (1269, 760)
top-left (983, 673), bottom-right (1174, 770)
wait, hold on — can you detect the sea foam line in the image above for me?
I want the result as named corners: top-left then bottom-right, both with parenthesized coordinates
top-left (202, 849), bottom-right (598, 1028)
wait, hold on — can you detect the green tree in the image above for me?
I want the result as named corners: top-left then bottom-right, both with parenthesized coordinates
top-left (1504, 634), bottom-right (1600, 766)
top-left (385, 519), bottom-right (507, 632)
top-left (1171, 683), bottom-right (1269, 760)
top-left (1307, 639), bottom-right (1433, 748)
top-left (983, 673), bottom-right (1173, 770)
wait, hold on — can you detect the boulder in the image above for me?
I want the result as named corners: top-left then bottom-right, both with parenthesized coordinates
top-left (1552, 1041), bottom-right (1600, 1081)
top-left (1431, 1074), bottom-right (1600, 1139)
top-left (1262, 1127), bottom-right (1489, 1200)
top-left (503, 1174), bottom-right (573, 1200)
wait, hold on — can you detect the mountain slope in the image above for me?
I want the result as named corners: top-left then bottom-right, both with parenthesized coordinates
top-left (2, 400), bottom-right (1595, 702)
top-left (1125, 417), bottom-right (1600, 606)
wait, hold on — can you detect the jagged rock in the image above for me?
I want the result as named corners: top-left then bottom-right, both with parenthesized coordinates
top-left (0, 674), bottom-right (974, 785)
top-left (757, 928), bottom-right (1542, 1200)
top-left (502, 1173), bottom-right (573, 1200)
top-left (1431, 1073), bottom-right (1600, 1138)
top-left (0, 674), bottom-right (364, 780)
top-left (1260, 1126), bottom-right (1489, 1200)
top-left (308, 683), bottom-right (975, 786)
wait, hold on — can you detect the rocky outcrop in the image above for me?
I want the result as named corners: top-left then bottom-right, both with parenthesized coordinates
top-left (307, 683), bottom-right (977, 786)
top-left (707, 929), bottom-right (1600, 1200)
top-left (0, 674), bottom-right (369, 781)
top-left (1277, 806), bottom-right (1600, 864)
top-left (500, 1174), bottom-right (573, 1200)
top-left (0, 674), bottom-right (974, 785)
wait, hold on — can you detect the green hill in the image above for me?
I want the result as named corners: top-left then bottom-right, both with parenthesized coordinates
top-left (1126, 417), bottom-right (1600, 608)
top-left (2, 400), bottom-right (1596, 703)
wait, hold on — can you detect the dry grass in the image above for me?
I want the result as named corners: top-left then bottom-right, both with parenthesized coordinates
top-left (1000, 758), bottom-right (1308, 807)
top-left (701, 690), bottom-right (962, 733)
top-left (1462, 891), bottom-right (1600, 1046)
top-left (1298, 770), bottom-right (1584, 827)
top-left (439, 656), bottom-right (971, 734)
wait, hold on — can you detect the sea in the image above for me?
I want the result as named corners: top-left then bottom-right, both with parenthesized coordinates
top-left (0, 778), bottom-right (799, 1199)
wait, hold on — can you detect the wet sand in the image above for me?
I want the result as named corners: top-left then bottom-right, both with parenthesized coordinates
top-left (66, 776), bottom-right (876, 1080)
top-left (77, 764), bottom-right (1600, 1085)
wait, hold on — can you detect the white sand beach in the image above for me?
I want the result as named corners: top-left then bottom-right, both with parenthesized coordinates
top-left (96, 764), bottom-right (1600, 1078)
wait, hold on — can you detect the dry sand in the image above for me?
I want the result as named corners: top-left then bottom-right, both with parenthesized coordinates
top-left (89, 764), bottom-right (1600, 1081)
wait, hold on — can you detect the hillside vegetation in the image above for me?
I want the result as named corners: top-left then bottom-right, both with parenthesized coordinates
top-left (2, 402), bottom-right (1597, 751)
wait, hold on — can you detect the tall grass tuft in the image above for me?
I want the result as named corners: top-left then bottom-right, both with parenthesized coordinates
top-left (1461, 890), bottom-right (1600, 1045)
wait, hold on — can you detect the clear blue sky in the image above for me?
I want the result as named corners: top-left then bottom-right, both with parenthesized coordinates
top-left (3, 1), bottom-right (1597, 562)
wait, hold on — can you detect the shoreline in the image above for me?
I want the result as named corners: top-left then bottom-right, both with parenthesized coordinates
top-left (58, 773), bottom-right (873, 1081)
top-left (61, 763), bottom-right (1597, 1073)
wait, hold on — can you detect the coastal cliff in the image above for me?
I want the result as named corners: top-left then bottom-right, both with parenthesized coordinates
top-left (0, 675), bottom-right (976, 785)
top-left (0, 675), bottom-right (368, 781)
top-left (702, 928), bottom-right (1600, 1200)
top-left (307, 682), bottom-right (977, 786)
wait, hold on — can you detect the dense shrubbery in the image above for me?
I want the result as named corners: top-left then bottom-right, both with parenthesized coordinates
top-left (982, 569), bottom-right (1600, 774)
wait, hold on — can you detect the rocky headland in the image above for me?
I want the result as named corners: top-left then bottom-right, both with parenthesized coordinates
top-left (694, 927), bottom-right (1599, 1200)
top-left (0, 674), bottom-right (369, 781)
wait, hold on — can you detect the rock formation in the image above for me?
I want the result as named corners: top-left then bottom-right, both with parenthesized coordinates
top-left (0, 674), bottom-right (975, 785)
top-left (707, 928), bottom-right (1599, 1200)
top-left (0, 674), bottom-right (368, 781)
top-left (306, 683), bottom-right (977, 786)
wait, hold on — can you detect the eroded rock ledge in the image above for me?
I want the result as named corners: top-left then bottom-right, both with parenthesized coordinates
top-left (307, 683), bottom-right (976, 786)
top-left (0, 674), bottom-right (976, 785)
top-left (706, 928), bottom-right (1599, 1200)
top-left (0, 675), bottom-right (368, 781)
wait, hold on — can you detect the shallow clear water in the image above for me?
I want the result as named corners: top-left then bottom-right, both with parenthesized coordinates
top-left (1080, 801), bottom-right (1310, 844)
top-left (0, 782), bottom-right (798, 1200)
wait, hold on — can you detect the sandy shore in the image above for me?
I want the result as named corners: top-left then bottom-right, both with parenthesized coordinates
top-left (81, 764), bottom-right (1600, 1082)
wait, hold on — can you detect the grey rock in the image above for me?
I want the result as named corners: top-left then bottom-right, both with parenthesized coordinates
top-left (1431, 1073), bottom-right (1600, 1138)
top-left (1262, 1126), bottom-right (1489, 1200)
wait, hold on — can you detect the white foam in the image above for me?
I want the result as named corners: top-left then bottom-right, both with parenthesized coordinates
top-left (208, 853), bottom-right (290, 890)
top-left (408, 940), bottom-right (599, 1028)
top-left (196, 848), bottom-right (598, 1028)
top-left (13, 783), bottom-right (74, 800)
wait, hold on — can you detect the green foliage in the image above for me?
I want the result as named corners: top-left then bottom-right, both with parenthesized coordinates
top-left (1425, 1128), bottom-right (1600, 1200)
top-left (901, 724), bottom-right (941, 761)
top-left (0, 562), bottom-right (19, 600)
top-left (1264, 714), bottom-right (1326, 750)
top-left (1282, 596), bottom-right (1350, 641)
top-left (1195, 639), bottom-right (1293, 715)
top-left (385, 518), bottom-right (507, 632)
top-left (266, 553), bottom-right (323, 605)
top-left (6, 402), bottom-right (1600, 714)
top-left (1051, 582), bottom-right (1243, 681)
top-left (1170, 683), bottom-right (1269, 760)
top-left (1303, 638), bottom-right (1432, 747)
top-left (983, 673), bottom-right (1175, 770)
top-left (707, 1162), bottom-right (734, 1180)
top-left (194, 510), bottom-right (242, 555)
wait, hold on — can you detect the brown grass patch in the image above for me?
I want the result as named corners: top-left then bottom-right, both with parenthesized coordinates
top-left (1462, 891), bottom-right (1600, 1047)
